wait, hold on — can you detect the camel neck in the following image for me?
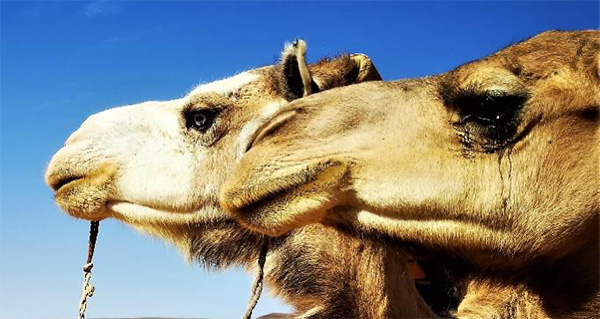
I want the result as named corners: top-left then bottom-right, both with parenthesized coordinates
top-left (186, 219), bottom-right (268, 269)
top-left (455, 235), bottom-right (599, 319)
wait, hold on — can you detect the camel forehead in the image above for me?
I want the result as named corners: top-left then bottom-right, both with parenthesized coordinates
top-left (188, 71), bottom-right (260, 96)
top-left (185, 68), bottom-right (279, 114)
top-left (457, 31), bottom-right (598, 79)
top-left (443, 32), bottom-right (600, 108)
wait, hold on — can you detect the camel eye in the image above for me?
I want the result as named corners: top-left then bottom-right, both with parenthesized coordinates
top-left (445, 88), bottom-right (529, 152)
top-left (458, 91), bottom-right (526, 127)
top-left (186, 109), bottom-right (219, 133)
top-left (194, 113), bottom-right (208, 127)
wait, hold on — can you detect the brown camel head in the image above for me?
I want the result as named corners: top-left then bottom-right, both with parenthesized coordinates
top-left (222, 30), bottom-right (599, 266)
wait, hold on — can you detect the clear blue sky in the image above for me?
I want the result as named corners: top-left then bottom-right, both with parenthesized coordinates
top-left (1, 1), bottom-right (597, 318)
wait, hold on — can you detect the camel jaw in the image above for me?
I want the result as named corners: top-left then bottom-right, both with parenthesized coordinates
top-left (45, 149), bottom-right (215, 225)
top-left (108, 201), bottom-right (223, 225)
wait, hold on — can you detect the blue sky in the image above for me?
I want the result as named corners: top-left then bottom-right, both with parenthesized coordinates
top-left (1, 1), bottom-right (597, 318)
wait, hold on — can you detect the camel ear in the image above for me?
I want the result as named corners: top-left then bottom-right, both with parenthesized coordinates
top-left (279, 39), bottom-right (319, 100)
top-left (308, 53), bottom-right (382, 91)
top-left (278, 40), bottom-right (382, 101)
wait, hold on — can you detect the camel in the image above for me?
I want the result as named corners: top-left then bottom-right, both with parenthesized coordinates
top-left (45, 41), bottom-right (440, 318)
top-left (222, 30), bottom-right (600, 318)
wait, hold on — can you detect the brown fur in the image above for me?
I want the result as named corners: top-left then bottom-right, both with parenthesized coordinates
top-left (223, 30), bottom-right (600, 318)
top-left (181, 219), bottom-right (435, 318)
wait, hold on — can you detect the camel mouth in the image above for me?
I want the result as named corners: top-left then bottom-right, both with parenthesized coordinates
top-left (221, 158), bottom-right (348, 236)
top-left (224, 162), bottom-right (311, 214)
top-left (245, 108), bottom-right (298, 153)
top-left (50, 175), bottom-right (85, 192)
top-left (46, 163), bottom-right (118, 221)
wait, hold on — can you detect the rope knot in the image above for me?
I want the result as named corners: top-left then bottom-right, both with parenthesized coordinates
top-left (83, 262), bottom-right (94, 272)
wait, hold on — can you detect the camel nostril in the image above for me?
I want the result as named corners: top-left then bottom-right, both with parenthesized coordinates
top-left (246, 110), bottom-right (297, 153)
top-left (50, 176), bottom-right (84, 191)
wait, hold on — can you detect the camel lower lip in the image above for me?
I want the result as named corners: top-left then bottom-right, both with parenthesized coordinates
top-left (108, 201), bottom-right (207, 223)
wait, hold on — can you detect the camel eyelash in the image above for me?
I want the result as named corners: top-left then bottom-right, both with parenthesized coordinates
top-left (182, 102), bottom-right (227, 130)
top-left (184, 108), bottom-right (221, 133)
top-left (442, 87), bottom-right (529, 153)
top-left (453, 90), bottom-right (528, 127)
top-left (440, 83), bottom-right (528, 126)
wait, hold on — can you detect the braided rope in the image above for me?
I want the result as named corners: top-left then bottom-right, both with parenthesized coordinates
top-left (76, 221), bottom-right (267, 319)
top-left (78, 221), bottom-right (99, 319)
top-left (242, 238), bottom-right (269, 319)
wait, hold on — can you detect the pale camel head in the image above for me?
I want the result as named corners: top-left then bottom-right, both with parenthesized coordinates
top-left (222, 30), bottom-right (599, 265)
top-left (45, 43), bottom-right (444, 318)
top-left (45, 40), bottom-right (381, 247)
